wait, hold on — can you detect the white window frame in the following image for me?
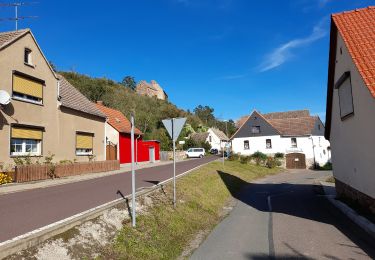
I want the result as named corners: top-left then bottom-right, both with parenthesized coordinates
top-left (24, 48), bottom-right (33, 65)
top-left (266, 139), bottom-right (272, 149)
top-left (10, 138), bottom-right (41, 156)
top-left (12, 92), bottom-right (43, 105)
top-left (291, 138), bottom-right (297, 148)
top-left (76, 148), bottom-right (93, 156)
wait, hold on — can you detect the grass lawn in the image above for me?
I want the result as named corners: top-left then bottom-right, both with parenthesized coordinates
top-left (101, 160), bottom-right (282, 260)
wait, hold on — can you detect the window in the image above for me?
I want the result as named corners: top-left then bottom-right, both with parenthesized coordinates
top-left (24, 48), bottom-right (32, 65)
top-left (209, 136), bottom-right (212, 142)
top-left (244, 140), bottom-right (249, 150)
top-left (12, 73), bottom-right (43, 104)
top-left (251, 126), bottom-right (260, 134)
top-left (335, 72), bottom-right (354, 119)
top-left (266, 139), bottom-right (272, 149)
top-left (291, 138), bottom-right (297, 148)
top-left (76, 132), bottom-right (93, 155)
top-left (10, 126), bottom-right (42, 156)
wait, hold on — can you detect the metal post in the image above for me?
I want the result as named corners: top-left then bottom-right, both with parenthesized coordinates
top-left (131, 114), bottom-right (136, 227)
top-left (172, 118), bottom-right (176, 208)
top-left (15, 5), bottom-right (18, 31)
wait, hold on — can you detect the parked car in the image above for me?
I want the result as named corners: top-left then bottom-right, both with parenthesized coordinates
top-left (186, 148), bottom-right (205, 158)
top-left (210, 148), bottom-right (219, 154)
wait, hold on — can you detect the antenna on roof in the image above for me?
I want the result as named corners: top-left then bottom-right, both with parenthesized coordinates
top-left (0, 2), bottom-right (38, 30)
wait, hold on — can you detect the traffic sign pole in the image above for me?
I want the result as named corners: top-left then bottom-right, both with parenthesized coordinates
top-left (172, 118), bottom-right (176, 208)
top-left (131, 114), bottom-right (136, 227)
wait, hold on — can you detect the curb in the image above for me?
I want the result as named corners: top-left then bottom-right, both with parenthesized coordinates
top-left (0, 159), bottom-right (217, 259)
top-left (320, 181), bottom-right (375, 239)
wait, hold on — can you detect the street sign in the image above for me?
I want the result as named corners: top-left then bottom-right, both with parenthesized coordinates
top-left (162, 117), bottom-right (187, 208)
top-left (162, 118), bottom-right (186, 142)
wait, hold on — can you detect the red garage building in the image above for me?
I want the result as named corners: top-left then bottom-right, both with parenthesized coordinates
top-left (96, 102), bottom-right (160, 164)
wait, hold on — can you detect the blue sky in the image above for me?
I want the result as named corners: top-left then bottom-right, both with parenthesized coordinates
top-left (0, 0), bottom-right (373, 121)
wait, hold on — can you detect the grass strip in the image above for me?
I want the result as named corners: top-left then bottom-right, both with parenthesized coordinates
top-left (101, 161), bottom-right (282, 260)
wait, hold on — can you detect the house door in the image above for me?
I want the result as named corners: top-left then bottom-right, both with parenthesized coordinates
top-left (286, 153), bottom-right (306, 169)
top-left (106, 143), bottom-right (117, 161)
top-left (149, 147), bottom-right (155, 163)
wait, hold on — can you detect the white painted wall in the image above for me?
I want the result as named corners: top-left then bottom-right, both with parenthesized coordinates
top-left (329, 33), bottom-right (375, 198)
top-left (105, 123), bottom-right (119, 160)
top-left (231, 135), bottom-right (330, 166)
top-left (207, 128), bottom-right (227, 150)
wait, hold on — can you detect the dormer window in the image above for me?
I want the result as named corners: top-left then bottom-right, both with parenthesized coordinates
top-left (24, 48), bottom-right (33, 65)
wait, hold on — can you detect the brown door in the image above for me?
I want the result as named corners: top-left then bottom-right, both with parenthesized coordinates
top-left (286, 153), bottom-right (306, 169)
top-left (106, 144), bottom-right (117, 161)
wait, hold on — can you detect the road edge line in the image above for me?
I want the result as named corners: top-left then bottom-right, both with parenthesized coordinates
top-left (0, 158), bottom-right (218, 259)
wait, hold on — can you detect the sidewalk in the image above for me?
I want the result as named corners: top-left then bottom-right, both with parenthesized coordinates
top-left (320, 181), bottom-right (375, 239)
top-left (0, 160), bottom-right (175, 196)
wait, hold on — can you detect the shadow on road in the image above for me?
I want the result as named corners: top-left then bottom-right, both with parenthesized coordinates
top-left (216, 170), bottom-right (375, 259)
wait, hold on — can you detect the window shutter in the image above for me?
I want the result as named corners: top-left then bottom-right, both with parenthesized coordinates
top-left (13, 74), bottom-right (43, 99)
top-left (12, 127), bottom-right (43, 140)
top-left (76, 134), bottom-right (93, 149)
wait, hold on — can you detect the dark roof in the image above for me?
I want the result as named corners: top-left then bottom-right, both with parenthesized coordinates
top-left (96, 103), bottom-right (142, 135)
top-left (58, 75), bottom-right (106, 118)
top-left (191, 132), bottom-right (209, 143)
top-left (233, 110), bottom-right (321, 138)
top-left (325, 6), bottom-right (375, 139)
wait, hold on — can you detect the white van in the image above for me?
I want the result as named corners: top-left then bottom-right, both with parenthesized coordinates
top-left (186, 148), bottom-right (205, 158)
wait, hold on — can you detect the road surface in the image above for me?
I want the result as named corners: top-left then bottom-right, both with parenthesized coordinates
top-left (191, 170), bottom-right (375, 259)
top-left (0, 156), bottom-right (217, 242)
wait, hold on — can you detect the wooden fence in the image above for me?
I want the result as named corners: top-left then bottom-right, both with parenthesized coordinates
top-left (14, 160), bottom-right (120, 183)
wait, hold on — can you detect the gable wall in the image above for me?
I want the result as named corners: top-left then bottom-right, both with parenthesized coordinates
top-left (330, 32), bottom-right (375, 198)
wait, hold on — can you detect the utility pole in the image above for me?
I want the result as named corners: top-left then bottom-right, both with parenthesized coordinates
top-left (131, 113), bottom-right (136, 227)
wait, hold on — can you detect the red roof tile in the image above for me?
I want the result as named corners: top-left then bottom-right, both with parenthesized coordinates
top-left (332, 6), bottom-right (375, 97)
top-left (96, 103), bottom-right (142, 135)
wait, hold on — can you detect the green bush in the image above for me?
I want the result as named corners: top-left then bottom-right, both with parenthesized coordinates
top-left (228, 153), bottom-right (240, 161)
top-left (266, 156), bottom-right (277, 168)
top-left (251, 151), bottom-right (267, 165)
top-left (274, 152), bottom-right (284, 159)
top-left (240, 155), bottom-right (251, 164)
top-left (321, 162), bottom-right (333, 170)
top-left (275, 159), bottom-right (282, 167)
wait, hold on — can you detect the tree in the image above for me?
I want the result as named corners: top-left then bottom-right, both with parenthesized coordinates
top-left (121, 76), bottom-right (137, 91)
top-left (193, 105), bottom-right (215, 125)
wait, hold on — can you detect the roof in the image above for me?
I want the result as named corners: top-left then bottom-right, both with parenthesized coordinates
top-left (0, 29), bottom-right (57, 78)
top-left (0, 29), bottom-right (29, 50)
top-left (332, 7), bottom-right (375, 97)
top-left (95, 103), bottom-right (142, 135)
top-left (325, 6), bottom-right (375, 139)
top-left (191, 132), bottom-right (209, 143)
top-left (263, 110), bottom-right (310, 120)
top-left (233, 109), bottom-right (320, 138)
top-left (210, 128), bottom-right (229, 141)
top-left (58, 75), bottom-right (106, 118)
top-left (266, 116), bottom-right (318, 136)
top-left (236, 115), bottom-right (249, 129)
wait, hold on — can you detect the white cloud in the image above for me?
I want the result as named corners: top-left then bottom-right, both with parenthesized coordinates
top-left (258, 20), bottom-right (327, 72)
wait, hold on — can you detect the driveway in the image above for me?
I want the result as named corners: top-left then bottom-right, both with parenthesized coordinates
top-left (191, 169), bottom-right (375, 259)
top-left (0, 156), bottom-right (217, 243)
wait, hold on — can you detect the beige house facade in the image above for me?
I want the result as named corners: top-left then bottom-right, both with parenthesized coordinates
top-left (325, 7), bottom-right (375, 214)
top-left (0, 29), bottom-right (106, 166)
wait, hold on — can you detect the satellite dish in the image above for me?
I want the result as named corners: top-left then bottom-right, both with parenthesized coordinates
top-left (0, 90), bottom-right (11, 106)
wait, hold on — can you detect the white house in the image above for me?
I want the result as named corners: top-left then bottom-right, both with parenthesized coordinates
top-left (232, 110), bottom-right (330, 169)
top-left (207, 128), bottom-right (229, 150)
top-left (325, 7), bottom-right (375, 214)
top-left (191, 128), bottom-right (229, 151)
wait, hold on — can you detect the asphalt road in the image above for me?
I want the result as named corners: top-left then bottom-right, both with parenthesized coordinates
top-left (0, 156), bottom-right (217, 243)
top-left (191, 170), bottom-right (375, 260)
